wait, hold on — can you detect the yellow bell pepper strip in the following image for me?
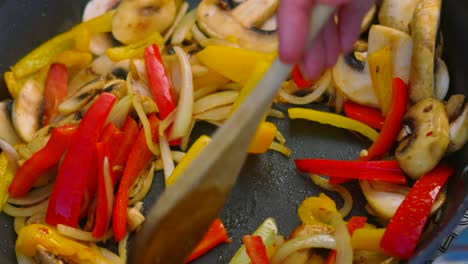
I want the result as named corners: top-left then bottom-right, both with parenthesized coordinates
top-left (248, 122), bottom-right (278, 154)
top-left (4, 72), bottom-right (19, 99)
top-left (360, 78), bottom-right (408, 161)
top-left (166, 135), bottom-right (212, 187)
top-left (298, 193), bottom-right (338, 225)
top-left (74, 28), bottom-right (91, 52)
top-left (368, 47), bottom-right (393, 115)
top-left (288, 108), bottom-right (379, 142)
top-left (53, 50), bottom-right (93, 68)
top-left (0, 152), bottom-right (16, 212)
top-left (105, 32), bottom-right (164, 62)
top-left (193, 69), bottom-right (230, 90)
top-left (380, 164), bottom-right (453, 259)
top-left (16, 224), bottom-right (112, 264)
top-left (11, 11), bottom-right (114, 79)
top-left (351, 228), bottom-right (386, 252)
top-left (195, 45), bottom-right (276, 85)
top-left (326, 216), bottom-right (368, 264)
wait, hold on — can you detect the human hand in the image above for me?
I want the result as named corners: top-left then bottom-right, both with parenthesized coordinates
top-left (278, 0), bottom-right (375, 80)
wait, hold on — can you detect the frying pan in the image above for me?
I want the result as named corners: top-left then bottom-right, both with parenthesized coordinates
top-left (0, 0), bottom-right (467, 263)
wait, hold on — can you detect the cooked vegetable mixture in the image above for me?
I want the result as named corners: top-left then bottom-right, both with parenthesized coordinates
top-left (0, 0), bottom-right (467, 263)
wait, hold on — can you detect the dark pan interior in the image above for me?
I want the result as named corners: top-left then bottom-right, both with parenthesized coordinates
top-left (0, 0), bottom-right (467, 263)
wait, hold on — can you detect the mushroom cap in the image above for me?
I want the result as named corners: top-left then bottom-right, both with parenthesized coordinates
top-left (112, 0), bottom-right (177, 45)
top-left (396, 98), bottom-right (449, 179)
top-left (409, 0), bottom-right (441, 103)
top-left (378, 0), bottom-right (420, 33)
top-left (196, 0), bottom-right (277, 53)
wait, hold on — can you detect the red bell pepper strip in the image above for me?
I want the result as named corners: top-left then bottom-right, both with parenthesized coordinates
top-left (361, 78), bottom-right (408, 161)
top-left (8, 124), bottom-right (77, 197)
top-left (144, 44), bottom-right (176, 119)
top-left (325, 216), bottom-right (367, 264)
top-left (295, 159), bottom-right (407, 184)
top-left (113, 113), bottom-right (159, 241)
top-left (46, 93), bottom-right (116, 227)
top-left (113, 116), bottom-right (139, 168)
top-left (185, 218), bottom-right (230, 263)
top-left (100, 122), bottom-right (125, 167)
top-left (343, 101), bottom-right (385, 130)
top-left (292, 64), bottom-right (312, 89)
top-left (92, 142), bottom-right (114, 238)
top-left (42, 63), bottom-right (68, 126)
top-left (380, 164), bottom-right (453, 259)
top-left (242, 235), bottom-right (270, 264)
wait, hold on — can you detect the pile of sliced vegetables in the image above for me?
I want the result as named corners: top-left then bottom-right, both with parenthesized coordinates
top-left (0, 0), bottom-right (467, 263)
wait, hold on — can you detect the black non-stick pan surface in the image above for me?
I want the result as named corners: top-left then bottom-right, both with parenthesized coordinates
top-left (0, 0), bottom-right (467, 263)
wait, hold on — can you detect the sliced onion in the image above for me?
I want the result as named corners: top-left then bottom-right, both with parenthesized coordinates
top-left (98, 246), bottom-right (123, 263)
top-left (194, 105), bottom-right (232, 121)
top-left (25, 211), bottom-right (46, 225)
top-left (180, 119), bottom-right (195, 151)
top-left (171, 8), bottom-right (197, 45)
top-left (127, 73), bottom-right (152, 98)
top-left (0, 137), bottom-right (19, 170)
top-left (328, 212), bottom-right (353, 264)
top-left (272, 235), bottom-right (336, 264)
top-left (275, 131), bottom-right (286, 144)
top-left (194, 86), bottom-right (218, 100)
top-left (191, 24), bottom-right (208, 44)
top-left (310, 175), bottom-right (353, 217)
top-left (153, 159), bottom-right (164, 172)
top-left (118, 233), bottom-right (129, 263)
top-left (171, 151), bottom-right (186, 163)
top-left (191, 64), bottom-right (209, 77)
top-left (171, 47), bottom-right (194, 139)
top-left (133, 96), bottom-right (160, 156)
top-left (268, 109), bottom-right (285, 119)
top-left (334, 88), bottom-right (346, 113)
top-left (159, 110), bottom-right (177, 136)
top-left (14, 216), bottom-right (26, 234)
top-left (269, 142), bottom-right (291, 157)
top-left (159, 134), bottom-right (174, 179)
top-left (8, 183), bottom-right (53, 206)
top-left (105, 95), bottom-right (134, 129)
top-left (129, 163), bottom-right (155, 205)
top-left (194, 91), bottom-right (238, 114)
top-left (127, 206), bottom-right (145, 231)
top-left (57, 224), bottom-right (112, 242)
top-left (16, 253), bottom-right (35, 264)
top-left (3, 199), bottom-right (48, 217)
top-left (163, 2), bottom-right (190, 42)
top-left (200, 38), bottom-right (240, 48)
top-left (103, 157), bottom-right (114, 230)
top-left (278, 70), bottom-right (331, 105)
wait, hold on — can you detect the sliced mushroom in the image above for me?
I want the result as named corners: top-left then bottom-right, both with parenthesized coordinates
top-left (103, 79), bottom-right (128, 98)
top-left (82, 0), bottom-right (120, 55)
top-left (231, 0), bottom-right (278, 29)
top-left (12, 80), bottom-right (44, 142)
top-left (409, 0), bottom-right (442, 103)
top-left (434, 57), bottom-right (449, 100)
top-left (197, 0), bottom-right (277, 53)
top-left (68, 55), bottom-right (114, 95)
top-left (0, 101), bottom-right (22, 145)
top-left (112, 0), bottom-right (177, 44)
top-left (58, 78), bottom-right (106, 116)
top-left (378, 0), bottom-right (420, 33)
top-left (35, 245), bottom-right (65, 264)
top-left (395, 98), bottom-right (449, 179)
top-left (447, 96), bottom-right (468, 152)
top-left (332, 25), bottom-right (412, 107)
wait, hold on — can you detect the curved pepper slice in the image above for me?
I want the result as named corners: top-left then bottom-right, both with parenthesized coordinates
top-left (242, 235), bottom-right (269, 264)
top-left (343, 101), bottom-right (385, 130)
top-left (9, 124), bottom-right (77, 197)
top-left (380, 164), bottom-right (453, 259)
top-left (46, 93), bottom-right (116, 227)
top-left (42, 63), bottom-right (68, 126)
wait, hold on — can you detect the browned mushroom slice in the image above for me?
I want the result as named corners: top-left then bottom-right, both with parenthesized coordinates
top-left (196, 0), bottom-right (277, 53)
top-left (0, 100), bottom-right (22, 145)
top-left (112, 0), bottom-right (177, 44)
top-left (378, 0), bottom-right (420, 33)
top-left (409, 0), bottom-right (442, 103)
top-left (395, 98), bottom-right (449, 179)
top-left (12, 80), bottom-right (44, 142)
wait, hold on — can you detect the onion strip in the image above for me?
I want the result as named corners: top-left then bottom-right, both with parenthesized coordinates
top-left (171, 47), bottom-right (194, 138)
top-left (3, 199), bottom-right (48, 217)
top-left (171, 151), bottom-right (186, 163)
top-left (105, 94), bottom-right (134, 129)
top-left (99, 246), bottom-right (123, 263)
top-left (129, 162), bottom-right (155, 205)
top-left (8, 183), bottom-right (53, 206)
top-left (278, 70), bottom-right (331, 105)
top-left (171, 8), bottom-right (197, 45)
top-left (269, 142), bottom-right (291, 157)
top-left (163, 2), bottom-right (190, 42)
top-left (133, 96), bottom-right (160, 156)
top-left (193, 90), bottom-right (238, 114)
top-left (57, 224), bottom-right (112, 242)
top-left (275, 131), bottom-right (286, 145)
top-left (118, 233), bottom-right (129, 264)
top-left (272, 235), bottom-right (336, 264)
top-left (310, 175), bottom-right (353, 217)
top-left (0, 137), bottom-right (19, 170)
top-left (14, 216), bottom-right (26, 234)
top-left (159, 110), bottom-right (177, 136)
top-left (194, 105), bottom-right (232, 121)
top-left (191, 24), bottom-right (208, 44)
top-left (103, 157), bottom-right (113, 230)
top-left (194, 86), bottom-right (218, 100)
top-left (180, 119), bottom-right (195, 151)
top-left (268, 109), bottom-right (285, 119)
top-left (159, 134), bottom-right (174, 179)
